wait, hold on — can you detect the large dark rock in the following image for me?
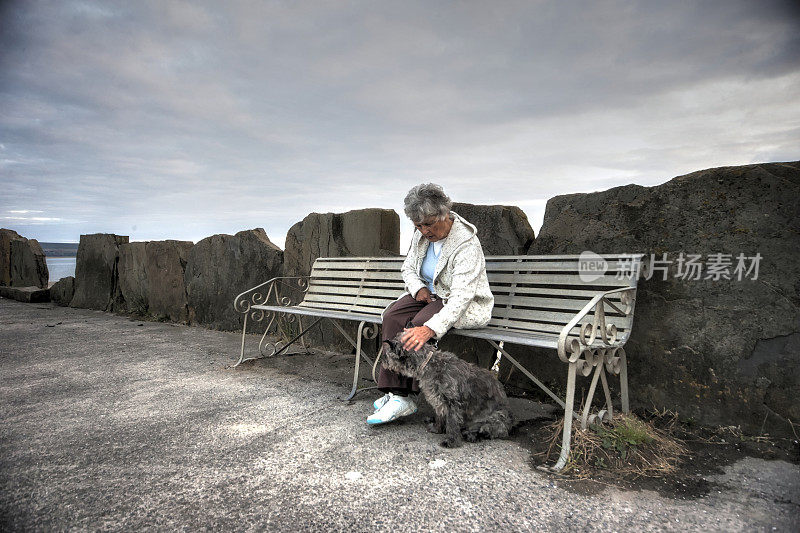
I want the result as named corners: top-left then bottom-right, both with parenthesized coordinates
top-left (185, 229), bottom-right (283, 331)
top-left (10, 238), bottom-right (49, 289)
top-left (1, 228), bottom-right (23, 286)
top-left (284, 209), bottom-right (400, 277)
top-left (70, 234), bottom-right (129, 311)
top-left (451, 203), bottom-right (535, 255)
top-left (118, 242), bottom-right (148, 315)
top-left (283, 209), bottom-right (400, 351)
top-left (50, 276), bottom-right (75, 306)
top-left (146, 240), bottom-right (193, 323)
top-left (0, 285), bottom-right (50, 303)
top-left (1, 229), bottom-right (49, 289)
top-left (525, 161), bottom-right (800, 436)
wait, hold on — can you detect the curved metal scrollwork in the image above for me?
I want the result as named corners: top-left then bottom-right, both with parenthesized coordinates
top-left (361, 323), bottom-right (379, 340)
top-left (559, 287), bottom-right (636, 364)
top-left (233, 276), bottom-right (310, 316)
top-left (250, 308), bottom-right (266, 323)
top-left (259, 338), bottom-right (286, 357)
top-left (232, 275), bottom-right (312, 360)
top-left (296, 277), bottom-right (309, 293)
top-left (572, 343), bottom-right (629, 430)
top-left (234, 275), bottom-right (314, 367)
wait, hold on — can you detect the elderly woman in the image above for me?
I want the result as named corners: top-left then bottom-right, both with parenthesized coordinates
top-left (367, 183), bottom-right (494, 424)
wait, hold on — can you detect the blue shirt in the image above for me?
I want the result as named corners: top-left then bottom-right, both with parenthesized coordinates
top-left (420, 240), bottom-right (443, 294)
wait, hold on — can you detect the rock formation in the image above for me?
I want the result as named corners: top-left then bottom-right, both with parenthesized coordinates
top-left (185, 229), bottom-right (283, 331)
top-left (0, 285), bottom-right (50, 303)
top-left (0, 228), bottom-right (22, 286)
top-left (527, 161), bottom-right (800, 436)
top-left (145, 240), bottom-right (193, 322)
top-left (283, 209), bottom-right (400, 350)
top-left (118, 242), bottom-right (148, 315)
top-left (1, 229), bottom-right (49, 288)
top-left (50, 276), bottom-right (75, 306)
top-left (451, 203), bottom-right (535, 255)
top-left (10, 238), bottom-right (49, 289)
top-left (284, 209), bottom-right (400, 277)
top-left (70, 234), bottom-right (129, 311)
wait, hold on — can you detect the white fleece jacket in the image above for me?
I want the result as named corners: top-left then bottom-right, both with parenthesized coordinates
top-left (392, 211), bottom-right (494, 339)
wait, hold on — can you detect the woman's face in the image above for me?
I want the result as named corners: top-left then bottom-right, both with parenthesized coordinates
top-left (414, 215), bottom-right (452, 242)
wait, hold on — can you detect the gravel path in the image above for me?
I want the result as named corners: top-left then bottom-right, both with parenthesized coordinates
top-left (1, 298), bottom-right (798, 531)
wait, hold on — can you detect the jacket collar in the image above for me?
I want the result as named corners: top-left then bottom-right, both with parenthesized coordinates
top-left (412, 211), bottom-right (477, 281)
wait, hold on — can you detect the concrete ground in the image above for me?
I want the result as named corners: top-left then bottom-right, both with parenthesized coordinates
top-left (1, 297), bottom-right (798, 531)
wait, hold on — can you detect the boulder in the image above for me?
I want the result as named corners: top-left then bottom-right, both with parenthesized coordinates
top-left (9, 238), bottom-right (49, 289)
top-left (1, 229), bottom-right (49, 289)
top-left (145, 240), bottom-right (193, 323)
top-left (70, 234), bottom-right (129, 311)
top-left (185, 229), bottom-right (283, 331)
top-left (283, 209), bottom-right (400, 351)
top-left (526, 161), bottom-right (800, 436)
top-left (118, 242), bottom-right (148, 315)
top-left (0, 228), bottom-right (23, 286)
top-left (50, 276), bottom-right (75, 306)
top-left (451, 203), bottom-right (535, 255)
top-left (0, 285), bottom-right (50, 303)
top-left (283, 209), bottom-right (400, 277)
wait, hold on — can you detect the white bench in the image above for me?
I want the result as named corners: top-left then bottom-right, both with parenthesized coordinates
top-left (234, 254), bottom-right (643, 471)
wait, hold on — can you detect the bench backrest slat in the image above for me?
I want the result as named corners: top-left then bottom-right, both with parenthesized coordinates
top-left (309, 278), bottom-right (406, 290)
top-left (309, 269), bottom-right (404, 282)
top-left (485, 258), bottom-right (638, 272)
top-left (303, 254), bottom-right (643, 340)
top-left (312, 259), bottom-right (405, 270)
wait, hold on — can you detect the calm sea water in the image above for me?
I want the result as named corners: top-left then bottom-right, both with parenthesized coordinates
top-left (46, 257), bottom-right (76, 282)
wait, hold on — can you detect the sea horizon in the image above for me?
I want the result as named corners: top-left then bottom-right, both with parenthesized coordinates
top-left (45, 256), bottom-right (76, 283)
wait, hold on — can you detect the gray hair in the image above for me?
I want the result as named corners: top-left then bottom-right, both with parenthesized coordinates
top-left (403, 183), bottom-right (452, 223)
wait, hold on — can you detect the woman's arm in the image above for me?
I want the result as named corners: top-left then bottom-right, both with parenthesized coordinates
top-left (401, 233), bottom-right (427, 299)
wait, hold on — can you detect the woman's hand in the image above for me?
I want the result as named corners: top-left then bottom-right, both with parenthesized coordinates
top-left (414, 287), bottom-right (434, 303)
top-left (401, 326), bottom-right (435, 351)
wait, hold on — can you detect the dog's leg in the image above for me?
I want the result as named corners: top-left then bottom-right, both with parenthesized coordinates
top-left (425, 392), bottom-right (447, 434)
top-left (426, 415), bottom-right (445, 434)
top-left (461, 426), bottom-right (480, 443)
top-left (441, 406), bottom-right (464, 448)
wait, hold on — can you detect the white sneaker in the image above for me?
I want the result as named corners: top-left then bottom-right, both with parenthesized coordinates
top-left (366, 395), bottom-right (417, 425)
top-left (373, 393), bottom-right (392, 411)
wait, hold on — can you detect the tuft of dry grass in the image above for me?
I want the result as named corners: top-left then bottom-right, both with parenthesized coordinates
top-left (538, 413), bottom-right (688, 479)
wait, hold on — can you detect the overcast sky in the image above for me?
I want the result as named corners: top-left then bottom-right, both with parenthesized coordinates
top-left (2, 0), bottom-right (799, 247)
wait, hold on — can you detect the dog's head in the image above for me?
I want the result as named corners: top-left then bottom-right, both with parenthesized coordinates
top-left (381, 332), bottom-right (436, 378)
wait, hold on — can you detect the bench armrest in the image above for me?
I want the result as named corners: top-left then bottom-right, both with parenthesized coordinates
top-left (233, 276), bottom-right (310, 314)
top-left (556, 287), bottom-right (636, 363)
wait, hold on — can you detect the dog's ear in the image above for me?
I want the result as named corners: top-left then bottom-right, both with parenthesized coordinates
top-left (383, 339), bottom-right (398, 352)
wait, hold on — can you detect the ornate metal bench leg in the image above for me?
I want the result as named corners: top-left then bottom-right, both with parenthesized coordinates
top-left (325, 319), bottom-right (377, 401)
top-left (372, 343), bottom-right (384, 383)
top-left (580, 363), bottom-right (604, 430)
top-left (599, 368), bottom-right (615, 419)
top-left (619, 348), bottom-right (630, 413)
top-left (297, 316), bottom-right (308, 351)
top-left (552, 361), bottom-right (578, 472)
top-left (345, 321), bottom-right (367, 401)
top-left (235, 312), bottom-right (249, 367)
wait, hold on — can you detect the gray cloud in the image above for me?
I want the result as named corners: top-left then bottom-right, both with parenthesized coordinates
top-left (1, 0), bottom-right (798, 246)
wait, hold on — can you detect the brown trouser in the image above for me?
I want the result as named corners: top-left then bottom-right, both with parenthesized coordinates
top-left (378, 294), bottom-right (445, 395)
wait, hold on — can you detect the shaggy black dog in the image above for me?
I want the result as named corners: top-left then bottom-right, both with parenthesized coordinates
top-left (382, 333), bottom-right (513, 448)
